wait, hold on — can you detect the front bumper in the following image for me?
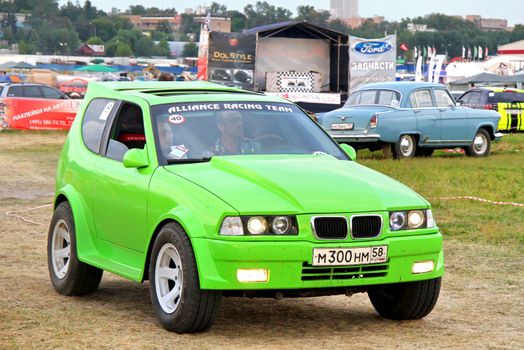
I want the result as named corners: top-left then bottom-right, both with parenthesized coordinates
top-left (192, 232), bottom-right (444, 290)
top-left (331, 133), bottom-right (381, 143)
top-left (494, 132), bottom-right (503, 141)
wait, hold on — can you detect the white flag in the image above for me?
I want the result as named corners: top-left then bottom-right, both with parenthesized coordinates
top-left (433, 56), bottom-right (444, 84)
top-left (415, 56), bottom-right (423, 82)
top-left (427, 55), bottom-right (435, 83)
top-left (462, 46), bottom-right (465, 59)
top-left (478, 45), bottom-right (483, 60)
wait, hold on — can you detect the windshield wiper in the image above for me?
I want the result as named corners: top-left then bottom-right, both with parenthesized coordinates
top-left (166, 156), bottom-right (212, 165)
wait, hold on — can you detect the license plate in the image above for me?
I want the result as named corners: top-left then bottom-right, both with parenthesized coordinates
top-left (312, 246), bottom-right (388, 266)
top-left (331, 123), bottom-right (354, 130)
top-left (506, 109), bottom-right (522, 114)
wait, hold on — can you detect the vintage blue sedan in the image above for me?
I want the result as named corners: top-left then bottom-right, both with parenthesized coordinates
top-left (317, 82), bottom-right (502, 158)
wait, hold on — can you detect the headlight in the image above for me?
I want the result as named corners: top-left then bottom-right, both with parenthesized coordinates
top-left (271, 216), bottom-right (292, 235)
top-left (247, 216), bottom-right (267, 235)
top-left (389, 210), bottom-right (434, 231)
top-left (220, 216), bottom-right (298, 235)
top-left (220, 217), bottom-right (244, 236)
top-left (389, 211), bottom-right (407, 231)
top-left (407, 210), bottom-right (425, 229)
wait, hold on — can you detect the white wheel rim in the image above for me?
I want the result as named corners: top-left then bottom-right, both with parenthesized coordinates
top-left (155, 243), bottom-right (183, 314)
top-left (51, 219), bottom-right (71, 279)
top-left (473, 134), bottom-right (487, 154)
top-left (400, 136), bottom-right (414, 156)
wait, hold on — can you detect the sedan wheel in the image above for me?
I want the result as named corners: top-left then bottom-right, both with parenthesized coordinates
top-left (465, 129), bottom-right (491, 157)
top-left (51, 219), bottom-right (71, 279)
top-left (149, 222), bottom-right (222, 333)
top-left (155, 243), bottom-right (184, 314)
top-left (47, 202), bottom-right (103, 296)
top-left (393, 135), bottom-right (417, 159)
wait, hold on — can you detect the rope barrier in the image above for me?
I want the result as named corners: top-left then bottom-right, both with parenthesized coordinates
top-left (4, 203), bottom-right (53, 225)
top-left (429, 196), bottom-right (524, 207)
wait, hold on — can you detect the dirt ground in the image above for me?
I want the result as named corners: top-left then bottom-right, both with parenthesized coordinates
top-left (0, 132), bottom-right (523, 349)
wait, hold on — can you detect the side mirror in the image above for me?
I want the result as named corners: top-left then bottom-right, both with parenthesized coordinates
top-left (123, 147), bottom-right (149, 168)
top-left (340, 143), bottom-right (357, 161)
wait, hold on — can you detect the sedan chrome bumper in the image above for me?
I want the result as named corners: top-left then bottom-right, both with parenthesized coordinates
top-left (494, 132), bottom-right (503, 141)
top-left (331, 133), bottom-right (381, 142)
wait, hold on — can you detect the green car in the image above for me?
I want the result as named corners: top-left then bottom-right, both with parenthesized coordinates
top-left (48, 81), bottom-right (444, 333)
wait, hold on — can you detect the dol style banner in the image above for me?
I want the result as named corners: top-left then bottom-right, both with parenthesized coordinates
top-left (208, 32), bottom-right (256, 90)
top-left (349, 35), bottom-right (397, 93)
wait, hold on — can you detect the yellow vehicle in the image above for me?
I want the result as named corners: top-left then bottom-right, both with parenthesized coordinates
top-left (458, 87), bottom-right (524, 132)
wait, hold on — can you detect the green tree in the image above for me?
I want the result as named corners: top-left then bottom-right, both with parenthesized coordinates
top-left (228, 10), bottom-right (247, 32)
top-left (129, 5), bottom-right (146, 15)
top-left (134, 36), bottom-right (153, 57)
top-left (157, 20), bottom-right (172, 34)
top-left (182, 41), bottom-right (198, 57)
top-left (115, 42), bottom-right (133, 56)
top-left (244, 1), bottom-right (293, 28)
top-left (152, 38), bottom-right (170, 57)
top-left (296, 5), bottom-right (330, 27)
top-left (209, 2), bottom-right (227, 16)
top-left (86, 36), bottom-right (103, 45)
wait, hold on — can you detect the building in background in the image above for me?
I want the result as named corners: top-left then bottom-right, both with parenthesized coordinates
top-left (330, 0), bottom-right (359, 19)
top-left (466, 15), bottom-right (510, 31)
top-left (122, 15), bottom-right (182, 33)
top-left (193, 17), bottom-right (231, 33)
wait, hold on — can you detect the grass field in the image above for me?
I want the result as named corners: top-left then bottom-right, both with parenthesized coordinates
top-left (0, 130), bottom-right (523, 349)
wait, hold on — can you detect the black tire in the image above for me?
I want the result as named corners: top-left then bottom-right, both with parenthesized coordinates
top-left (368, 277), bottom-right (441, 320)
top-left (47, 201), bottom-right (103, 296)
top-left (149, 222), bottom-right (222, 333)
top-left (465, 129), bottom-right (491, 157)
top-left (392, 134), bottom-right (417, 159)
top-left (415, 148), bottom-right (434, 157)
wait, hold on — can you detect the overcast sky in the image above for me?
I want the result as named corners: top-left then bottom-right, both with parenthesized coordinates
top-left (66, 0), bottom-right (523, 26)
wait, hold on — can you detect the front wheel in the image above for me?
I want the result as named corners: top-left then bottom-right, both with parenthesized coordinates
top-left (392, 134), bottom-right (417, 159)
top-left (465, 129), bottom-right (491, 157)
top-left (368, 277), bottom-right (441, 320)
top-left (149, 222), bottom-right (222, 333)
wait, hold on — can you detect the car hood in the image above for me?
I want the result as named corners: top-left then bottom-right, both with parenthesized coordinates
top-left (319, 106), bottom-right (395, 131)
top-left (165, 155), bottom-right (428, 214)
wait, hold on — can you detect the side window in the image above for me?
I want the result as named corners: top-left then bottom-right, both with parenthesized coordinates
top-left (40, 86), bottom-right (64, 99)
top-left (411, 89), bottom-right (434, 108)
top-left (469, 91), bottom-right (482, 104)
top-left (105, 103), bottom-right (146, 162)
top-left (24, 85), bottom-right (43, 98)
top-left (82, 99), bottom-right (116, 154)
top-left (459, 92), bottom-right (471, 103)
top-left (7, 86), bottom-right (24, 97)
top-left (434, 89), bottom-right (455, 108)
top-left (359, 90), bottom-right (377, 104)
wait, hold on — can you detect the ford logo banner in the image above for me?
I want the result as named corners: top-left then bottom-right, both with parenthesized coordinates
top-left (355, 41), bottom-right (393, 54)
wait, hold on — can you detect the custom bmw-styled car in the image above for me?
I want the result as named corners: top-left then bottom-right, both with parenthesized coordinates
top-left (458, 86), bottom-right (524, 132)
top-left (48, 81), bottom-right (443, 333)
top-left (318, 82), bottom-right (502, 158)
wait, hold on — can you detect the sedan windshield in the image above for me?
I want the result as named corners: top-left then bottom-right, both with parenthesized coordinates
top-left (151, 101), bottom-right (347, 163)
top-left (345, 89), bottom-right (401, 107)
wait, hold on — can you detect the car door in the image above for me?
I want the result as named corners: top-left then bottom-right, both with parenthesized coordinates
top-left (409, 89), bottom-right (440, 144)
top-left (433, 88), bottom-right (468, 142)
top-left (91, 99), bottom-right (154, 253)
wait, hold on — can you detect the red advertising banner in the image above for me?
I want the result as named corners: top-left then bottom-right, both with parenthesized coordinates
top-left (1, 98), bottom-right (83, 130)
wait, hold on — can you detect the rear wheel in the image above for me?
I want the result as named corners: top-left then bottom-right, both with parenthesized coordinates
top-left (393, 134), bottom-right (417, 159)
top-left (465, 129), bottom-right (491, 157)
top-left (149, 222), bottom-right (222, 333)
top-left (47, 202), bottom-right (103, 296)
top-left (368, 277), bottom-right (441, 320)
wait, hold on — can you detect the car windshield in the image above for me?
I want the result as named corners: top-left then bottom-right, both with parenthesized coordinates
top-left (345, 89), bottom-right (401, 107)
top-left (151, 101), bottom-right (347, 163)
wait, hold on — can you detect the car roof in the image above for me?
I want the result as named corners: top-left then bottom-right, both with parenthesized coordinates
top-left (85, 81), bottom-right (292, 105)
top-left (471, 86), bottom-right (524, 93)
top-left (355, 81), bottom-right (445, 95)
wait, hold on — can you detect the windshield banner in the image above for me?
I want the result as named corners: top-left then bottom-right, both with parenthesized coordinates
top-left (349, 35), bottom-right (396, 93)
top-left (1, 98), bottom-right (82, 130)
top-left (208, 32), bottom-right (256, 91)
